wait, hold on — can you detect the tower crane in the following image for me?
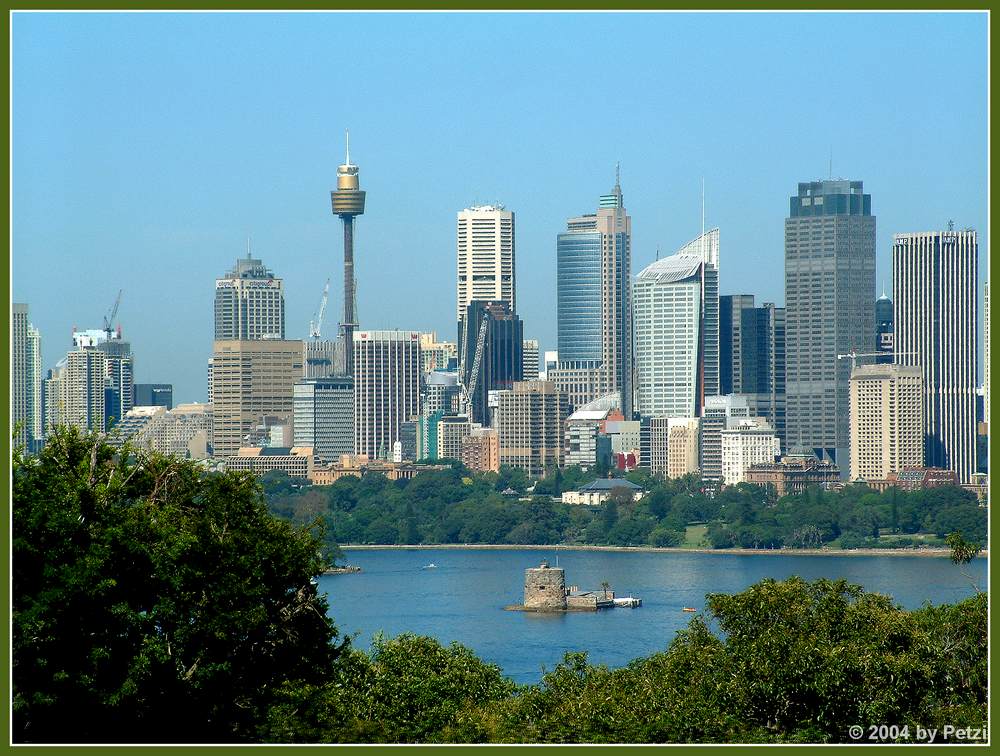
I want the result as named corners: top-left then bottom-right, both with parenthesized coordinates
top-left (461, 317), bottom-right (490, 415)
top-left (309, 279), bottom-right (330, 339)
top-left (836, 350), bottom-right (915, 372)
top-left (103, 289), bottom-right (123, 340)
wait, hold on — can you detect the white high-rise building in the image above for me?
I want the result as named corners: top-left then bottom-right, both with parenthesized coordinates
top-left (849, 363), bottom-right (923, 481)
top-left (633, 255), bottom-right (702, 418)
top-left (61, 348), bottom-right (108, 432)
top-left (893, 230), bottom-right (978, 483)
top-left (353, 330), bottom-right (422, 459)
top-left (214, 253), bottom-right (285, 341)
top-left (456, 205), bottom-right (515, 321)
top-left (12, 304), bottom-right (30, 448)
top-left (721, 420), bottom-right (781, 486)
top-left (27, 324), bottom-right (43, 445)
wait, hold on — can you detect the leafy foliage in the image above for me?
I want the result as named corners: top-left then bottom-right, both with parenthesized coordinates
top-left (13, 427), bottom-right (345, 743)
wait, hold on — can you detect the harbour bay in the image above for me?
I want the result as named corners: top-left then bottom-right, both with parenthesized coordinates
top-left (319, 547), bottom-right (988, 685)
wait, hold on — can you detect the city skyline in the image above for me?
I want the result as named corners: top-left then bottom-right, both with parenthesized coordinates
top-left (12, 11), bottom-right (988, 402)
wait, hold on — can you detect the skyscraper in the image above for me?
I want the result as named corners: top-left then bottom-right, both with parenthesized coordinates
top-left (785, 179), bottom-right (875, 468)
top-left (719, 295), bottom-right (786, 447)
top-left (214, 252), bottom-right (285, 341)
top-left (458, 300), bottom-right (523, 425)
top-left (26, 323), bottom-right (43, 447)
top-left (522, 339), bottom-right (540, 380)
top-left (456, 205), bottom-right (515, 322)
top-left (61, 348), bottom-right (108, 433)
top-left (12, 304), bottom-right (30, 448)
top-left (293, 376), bottom-right (354, 463)
top-left (353, 330), bottom-right (421, 459)
top-left (875, 289), bottom-right (893, 361)
top-left (330, 132), bottom-right (366, 377)
top-left (493, 380), bottom-right (571, 478)
top-left (633, 230), bottom-right (719, 419)
top-left (893, 229), bottom-right (978, 483)
top-left (550, 171), bottom-right (632, 416)
top-left (849, 363), bottom-right (923, 481)
top-left (211, 339), bottom-right (304, 457)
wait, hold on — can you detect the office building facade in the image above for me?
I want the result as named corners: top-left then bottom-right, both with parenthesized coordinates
top-left (214, 254), bottom-right (285, 341)
top-left (785, 180), bottom-right (875, 469)
top-left (721, 422), bottom-right (781, 486)
top-left (458, 300), bottom-right (523, 425)
top-left (849, 363), bottom-right (923, 481)
top-left (353, 330), bottom-right (422, 460)
top-left (457, 205), bottom-right (515, 322)
top-left (522, 339), bottom-right (540, 380)
top-left (494, 380), bottom-right (572, 478)
top-left (211, 339), bottom-right (303, 457)
top-left (551, 175), bottom-right (632, 416)
top-left (893, 230), bottom-right (978, 483)
top-left (293, 376), bottom-right (355, 463)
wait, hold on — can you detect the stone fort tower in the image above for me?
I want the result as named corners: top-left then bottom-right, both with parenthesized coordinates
top-left (523, 561), bottom-right (566, 610)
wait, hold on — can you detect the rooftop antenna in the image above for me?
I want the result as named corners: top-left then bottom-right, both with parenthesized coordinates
top-left (656, 244), bottom-right (660, 261)
top-left (615, 161), bottom-right (621, 187)
top-left (701, 177), bottom-right (706, 261)
top-left (948, 219), bottom-right (955, 232)
top-left (246, 235), bottom-right (251, 260)
top-left (345, 128), bottom-right (350, 165)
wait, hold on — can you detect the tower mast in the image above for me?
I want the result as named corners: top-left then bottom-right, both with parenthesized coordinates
top-left (330, 130), bottom-right (366, 377)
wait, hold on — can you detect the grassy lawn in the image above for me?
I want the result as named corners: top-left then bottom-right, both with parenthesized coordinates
top-left (682, 524), bottom-right (709, 549)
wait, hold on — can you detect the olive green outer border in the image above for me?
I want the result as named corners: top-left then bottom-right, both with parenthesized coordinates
top-left (1, 4), bottom-right (993, 754)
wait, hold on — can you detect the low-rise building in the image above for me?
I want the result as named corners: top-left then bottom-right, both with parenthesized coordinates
top-left (561, 477), bottom-right (644, 506)
top-left (227, 446), bottom-right (317, 478)
top-left (744, 451), bottom-right (841, 497)
top-left (309, 453), bottom-right (450, 485)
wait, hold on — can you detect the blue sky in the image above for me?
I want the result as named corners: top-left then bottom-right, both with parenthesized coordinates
top-left (12, 11), bottom-right (988, 402)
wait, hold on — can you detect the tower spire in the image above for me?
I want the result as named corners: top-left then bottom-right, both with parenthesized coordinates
top-left (246, 235), bottom-right (251, 260)
top-left (701, 178), bottom-right (706, 260)
top-left (345, 129), bottom-right (350, 165)
top-left (615, 161), bottom-right (620, 188)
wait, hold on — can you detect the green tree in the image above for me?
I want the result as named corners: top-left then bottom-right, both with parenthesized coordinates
top-left (13, 428), bottom-right (345, 743)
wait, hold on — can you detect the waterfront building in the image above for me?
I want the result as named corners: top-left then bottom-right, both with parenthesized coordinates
top-left (456, 205), bottom-right (515, 323)
top-left (523, 339), bottom-right (540, 380)
top-left (562, 478), bottom-right (644, 506)
top-left (744, 451), bottom-right (842, 497)
top-left (353, 330), bottom-right (421, 459)
top-left (214, 252), bottom-right (285, 341)
top-left (134, 383), bottom-right (173, 409)
top-left (721, 420), bottom-right (781, 486)
top-left (848, 363), bottom-right (923, 482)
top-left (493, 380), bottom-right (571, 478)
top-left (458, 300), bottom-right (523, 425)
top-left (227, 446), bottom-right (318, 479)
top-left (211, 339), bottom-right (303, 457)
top-left (293, 376), bottom-right (354, 463)
top-left (699, 394), bottom-right (752, 483)
top-left (893, 230), bottom-right (979, 483)
top-left (550, 173), bottom-right (633, 416)
top-left (461, 426), bottom-right (500, 473)
top-left (785, 179), bottom-right (876, 470)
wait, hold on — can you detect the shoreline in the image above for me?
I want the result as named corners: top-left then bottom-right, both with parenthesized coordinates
top-left (341, 544), bottom-right (986, 559)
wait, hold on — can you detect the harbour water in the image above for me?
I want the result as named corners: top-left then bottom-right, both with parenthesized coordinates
top-left (317, 548), bottom-right (987, 685)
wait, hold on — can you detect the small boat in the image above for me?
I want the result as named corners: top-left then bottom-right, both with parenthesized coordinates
top-left (421, 563), bottom-right (437, 570)
top-left (681, 607), bottom-right (697, 612)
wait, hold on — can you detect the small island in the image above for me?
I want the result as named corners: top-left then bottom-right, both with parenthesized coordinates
top-left (505, 560), bottom-right (640, 612)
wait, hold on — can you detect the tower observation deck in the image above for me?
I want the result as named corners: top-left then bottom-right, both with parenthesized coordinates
top-left (331, 131), bottom-right (366, 376)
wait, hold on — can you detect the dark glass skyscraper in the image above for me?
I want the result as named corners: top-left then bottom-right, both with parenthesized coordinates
top-left (719, 294), bottom-right (786, 447)
top-left (459, 300), bottom-right (523, 425)
top-left (551, 173), bottom-right (632, 416)
top-left (785, 180), bottom-right (875, 469)
top-left (875, 290), bottom-right (893, 363)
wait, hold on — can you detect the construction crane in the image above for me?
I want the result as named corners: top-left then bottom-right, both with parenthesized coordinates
top-left (836, 350), bottom-right (915, 372)
top-left (462, 317), bottom-right (490, 415)
top-left (102, 289), bottom-right (123, 340)
top-left (309, 279), bottom-right (330, 339)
